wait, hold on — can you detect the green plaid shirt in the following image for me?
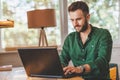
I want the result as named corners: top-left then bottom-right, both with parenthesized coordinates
top-left (60, 25), bottom-right (113, 79)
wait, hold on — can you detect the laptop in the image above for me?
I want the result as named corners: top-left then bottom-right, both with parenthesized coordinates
top-left (18, 47), bottom-right (80, 78)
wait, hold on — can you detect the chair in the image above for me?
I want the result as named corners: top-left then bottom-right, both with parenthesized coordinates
top-left (109, 63), bottom-right (119, 80)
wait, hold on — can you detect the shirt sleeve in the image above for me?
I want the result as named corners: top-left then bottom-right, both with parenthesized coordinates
top-left (59, 36), bottom-right (71, 67)
top-left (87, 29), bottom-right (113, 74)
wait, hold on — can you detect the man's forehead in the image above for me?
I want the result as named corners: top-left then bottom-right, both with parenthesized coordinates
top-left (69, 10), bottom-right (84, 18)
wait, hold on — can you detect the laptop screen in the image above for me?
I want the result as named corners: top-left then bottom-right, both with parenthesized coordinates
top-left (18, 47), bottom-right (64, 78)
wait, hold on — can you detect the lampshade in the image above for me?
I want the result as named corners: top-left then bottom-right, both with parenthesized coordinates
top-left (27, 9), bottom-right (56, 28)
top-left (0, 20), bottom-right (14, 28)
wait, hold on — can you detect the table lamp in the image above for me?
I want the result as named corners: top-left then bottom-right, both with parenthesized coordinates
top-left (27, 9), bottom-right (56, 47)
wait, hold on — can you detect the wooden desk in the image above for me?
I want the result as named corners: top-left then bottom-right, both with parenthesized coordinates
top-left (0, 67), bottom-right (84, 80)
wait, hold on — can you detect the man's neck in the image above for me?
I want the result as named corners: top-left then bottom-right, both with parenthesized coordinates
top-left (80, 24), bottom-right (91, 44)
top-left (80, 24), bottom-right (91, 36)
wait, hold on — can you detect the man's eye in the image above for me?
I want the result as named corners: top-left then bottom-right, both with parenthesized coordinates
top-left (70, 19), bottom-right (74, 21)
top-left (77, 18), bottom-right (81, 20)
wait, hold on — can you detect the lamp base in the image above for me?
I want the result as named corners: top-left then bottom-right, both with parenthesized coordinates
top-left (39, 27), bottom-right (48, 47)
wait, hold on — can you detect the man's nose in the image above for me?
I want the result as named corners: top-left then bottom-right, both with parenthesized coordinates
top-left (73, 20), bottom-right (78, 26)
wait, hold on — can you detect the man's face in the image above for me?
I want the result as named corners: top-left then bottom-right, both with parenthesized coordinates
top-left (69, 9), bottom-right (90, 32)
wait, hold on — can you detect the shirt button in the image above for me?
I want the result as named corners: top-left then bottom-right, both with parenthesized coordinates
top-left (82, 49), bottom-right (84, 52)
top-left (82, 59), bottom-right (85, 61)
top-left (91, 45), bottom-right (94, 47)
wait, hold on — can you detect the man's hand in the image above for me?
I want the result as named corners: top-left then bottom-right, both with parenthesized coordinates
top-left (63, 66), bottom-right (83, 75)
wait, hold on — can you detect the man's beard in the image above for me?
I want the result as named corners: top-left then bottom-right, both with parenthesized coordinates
top-left (79, 19), bottom-right (88, 32)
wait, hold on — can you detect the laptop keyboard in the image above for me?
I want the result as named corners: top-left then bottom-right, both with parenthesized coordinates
top-left (64, 72), bottom-right (80, 78)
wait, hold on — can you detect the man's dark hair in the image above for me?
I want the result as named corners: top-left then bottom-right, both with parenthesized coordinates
top-left (68, 1), bottom-right (89, 16)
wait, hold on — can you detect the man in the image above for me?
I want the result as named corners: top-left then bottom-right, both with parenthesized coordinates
top-left (60, 1), bottom-right (113, 80)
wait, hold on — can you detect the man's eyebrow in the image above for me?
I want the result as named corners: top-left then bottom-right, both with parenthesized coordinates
top-left (70, 17), bottom-right (82, 20)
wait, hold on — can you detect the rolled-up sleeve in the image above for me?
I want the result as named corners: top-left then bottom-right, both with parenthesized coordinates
top-left (88, 29), bottom-right (113, 74)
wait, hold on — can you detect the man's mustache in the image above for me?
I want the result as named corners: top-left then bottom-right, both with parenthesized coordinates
top-left (75, 25), bottom-right (81, 27)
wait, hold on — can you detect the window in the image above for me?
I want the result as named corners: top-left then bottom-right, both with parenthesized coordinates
top-left (0, 0), bottom-right (60, 48)
top-left (0, 0), bottom-right (120, 50)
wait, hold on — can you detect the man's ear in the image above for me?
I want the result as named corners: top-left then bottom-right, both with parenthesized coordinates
top-left (86, 14), bottom-right (90, 21)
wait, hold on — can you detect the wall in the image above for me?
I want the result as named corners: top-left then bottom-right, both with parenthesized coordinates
top-left (0, 51), bottom-right (22, 67)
